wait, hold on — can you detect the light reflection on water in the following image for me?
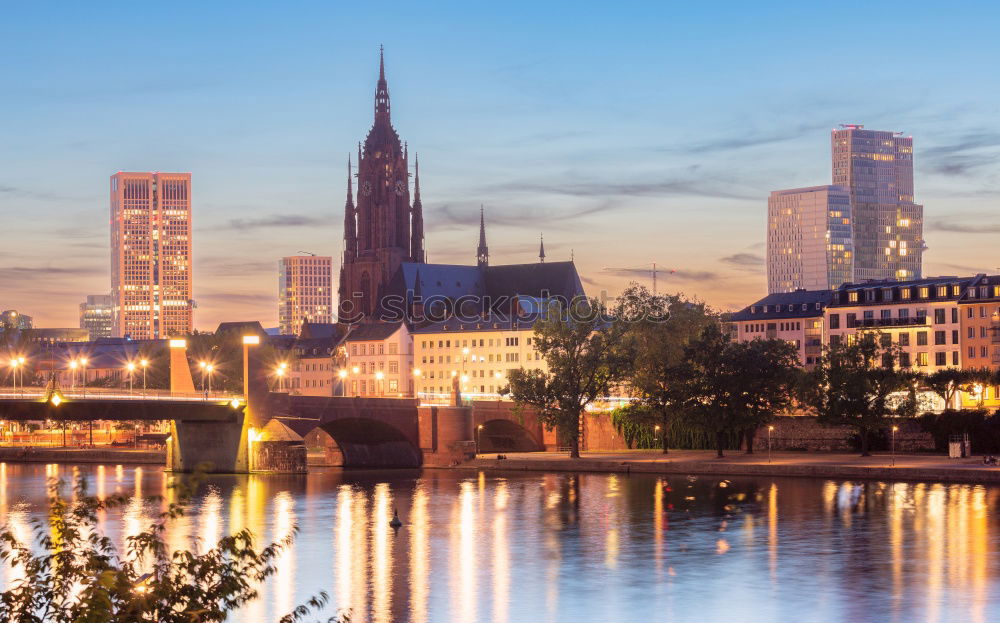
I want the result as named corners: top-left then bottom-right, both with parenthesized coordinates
top-left (0, 464), bottom-right (999, 621)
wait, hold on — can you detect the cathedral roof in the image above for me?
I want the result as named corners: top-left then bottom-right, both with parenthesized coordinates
top-left (483, 261), bottom-right (585, 301)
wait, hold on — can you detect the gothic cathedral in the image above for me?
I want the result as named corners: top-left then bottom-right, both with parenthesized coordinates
top-left (339, 48), bottom-right (425, 322)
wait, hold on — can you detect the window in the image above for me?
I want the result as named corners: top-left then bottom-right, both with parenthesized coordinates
top-left (899, 308), bottom-right (909, 319)
top-left (982, 346), bottom-right (989, 358)
top-left (969, 346), bottom-right (976, 358)
top-left (952, 351), bottom-right (959, 366)
top-left (917, 352), bottom-right (929, 366)
top-left (937, 286), bottom-right (948, 297)
top-left (951, 308), bottom-right (958, 323)
top-left (899, 352), bottom-right (911, 368)
top-left (846, 313), bottom-right (857, 328)
top-left (829, 314), bottom-right (840, 329)
top-left (935, 331), bottom-right (946, 345)
top-left (848, 292), bottom-right (859, 302)
top-left (388, 361), bottom-right (398, 374)
top-left (899, 333), bottom-right (910, 346)
top-left (934, 309), bottom-right (946, 324)
top-left (919, 287), bottom-right (929, 299)
top-left (967, 307), bottom-right (974, 318)
top-left (901, 288), bottom-right (912, 300)
top-left (952, 330), bottom-right (959, 344)
top-left (935, 352), bottom-right (946, 366)
top-left (917, 332), bottom-right (928, 346)
top-left (388, 380), bottom-right (398, 392)
top-left (982, 327), bottom-right (989, 339)
top-left (880, 334), bottom-right (891, 347)
top-left (388, 343), bottom-right (398, 355)
top-left (881, 309), bottom-right (892, 320)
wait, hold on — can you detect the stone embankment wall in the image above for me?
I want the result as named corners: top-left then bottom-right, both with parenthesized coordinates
top-left (251, 441), bottom-right (306, 473)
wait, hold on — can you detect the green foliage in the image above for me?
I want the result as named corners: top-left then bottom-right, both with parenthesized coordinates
top-left (506, 298), bottom-right (627, 458)
top-left (184, 331), bottom-right (292, 393)
top-left (0, 473), bottom-right (344, 623)
top-left (918, 409), bottom-right (1000, 454)
top-left (613, 284), bottom-right (717, 452)
top-left (609, 404), bottom-right (742, 450)
top-left (802, 333), bottom-right (914, 456)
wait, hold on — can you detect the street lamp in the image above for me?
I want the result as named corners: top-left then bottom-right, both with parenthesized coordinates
top-left (891, 425), bottom-right (899, 467)
top-left (69, 359), bottom-right (78, 391)
top-left (654, 424), bottom-right (662, 451)
top-left (375, 370), bottom-right (385, 396)
top-left (275, 366), bottom-right (285, 392)
top-left (9, 358), bottom-right (20, 395)
top-left (768, 425), bottom-right (775, 464)
top-left (476, 423), bottom-right (484, 455)
top-left (205, 364), bottom-right (215, 394)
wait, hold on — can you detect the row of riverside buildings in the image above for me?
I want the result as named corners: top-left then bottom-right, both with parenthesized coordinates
top-left (728, 274), bottom-right (1000, 410)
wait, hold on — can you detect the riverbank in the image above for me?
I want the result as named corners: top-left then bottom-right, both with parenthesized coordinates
top-left (465, 449), bottom-right (1000, 484)
top-left (0, 447), bottom-right (165, 464)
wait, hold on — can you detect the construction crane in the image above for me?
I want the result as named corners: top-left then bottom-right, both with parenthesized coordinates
top-left (601, 262), bottom-right (675, 294)
top-left (297, 251), bottom-right (317, 256)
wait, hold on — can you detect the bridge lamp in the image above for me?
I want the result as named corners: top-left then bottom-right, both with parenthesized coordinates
top-left (140, 359), bottom-right (149, 395)
top-left (230, 397), bottom-right (242, 409)
top-left (80, 358), bottom-right (88, 397)
top-left (274, 366), bottom-right (286, 392)
top-left (50, 393), bottom-right (62, 407)
top-left (125, 362), bottom-right (137, 395)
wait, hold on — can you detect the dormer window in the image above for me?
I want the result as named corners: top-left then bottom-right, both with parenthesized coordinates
top-left (865, 289), bottom-right (876, 302)
top-left (848, 292), bottom-right (859, 303)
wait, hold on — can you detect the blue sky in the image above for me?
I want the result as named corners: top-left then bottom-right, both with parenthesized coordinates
top-left (2, 1), bottom-right (998, 328)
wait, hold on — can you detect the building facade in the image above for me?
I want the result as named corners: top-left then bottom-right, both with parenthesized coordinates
top-left (110, 172), bottom-right (193, 340)
top-left (342, 322), bottom-right (413, 397)
top-left (339, 49), bottom-right (425, 322)
top-left (79, 294), bottom-right (114, 340)
top-left (0, 311), bottom-right (32, 331)
top-left (831, 125), bottom-right (924, 282)
top-left (767, 185), bottom-right (853, 293)
top-left (278, 256), bottom-right (333, 335)
top-left (727, 290), bottom-right (832, 367)
top-left (412, 317), bottom-right (548, 404)
top-left (826, 277), bottom-right (967, 372)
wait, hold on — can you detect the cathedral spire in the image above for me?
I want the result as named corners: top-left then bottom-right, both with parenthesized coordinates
top-left (410, 154), bottom-right (425, 263)
top-left (344, 156), bottom-right (356, 260)
top-left (375, 45), bottom-right (390, 124)
top-left (539, 233), bottom-right (546, 263)
top-left (477, 205), bottom-right (489, 267)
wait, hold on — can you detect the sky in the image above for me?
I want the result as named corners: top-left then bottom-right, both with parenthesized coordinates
top-left (1, 1), bottom-right (998, 330)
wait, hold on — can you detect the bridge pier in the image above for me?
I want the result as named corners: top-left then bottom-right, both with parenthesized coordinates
top-left (166, 415), bottom-right (251, 473)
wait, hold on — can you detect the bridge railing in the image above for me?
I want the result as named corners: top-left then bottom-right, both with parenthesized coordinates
top-left (0, 386), bottom-right (236, 402)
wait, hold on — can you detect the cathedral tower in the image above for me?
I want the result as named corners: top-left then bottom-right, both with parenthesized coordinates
top-left (339, 48), bottom-right (425, 322)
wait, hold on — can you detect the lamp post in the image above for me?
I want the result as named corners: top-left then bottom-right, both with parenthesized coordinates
top-left (69, 359), bottom-right (78, 391)
top-left (767, 425), bottom-right (775, 464)
top-left (476, 423), bottom-right (484, 456)
top-left (275, 366), bottom-right (286, 392)
top-left (9, 358), bottom-right (19, 396)
top-left (891, 425), bottom-right (898, 467)
top-left (206, 364), bottom-right (214, 395)
top-left (654, 424), bottom-right (662, 451)
top-left (375, 370), bottom-right (385, 396)
top-left (18, 357), bottom-right (25, 395)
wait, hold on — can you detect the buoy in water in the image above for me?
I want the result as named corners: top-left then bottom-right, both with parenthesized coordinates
top-left (389, 508), bottom-right (403, 529)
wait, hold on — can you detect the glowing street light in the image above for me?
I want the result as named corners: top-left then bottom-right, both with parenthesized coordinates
top-left (891, 425), bottom-right (899, 467)
top-left (79, 357), bottom-right (89, 398)
top-left (476, 423), bottom-right (484, 455)
top-left (768, 425), bottom-right (775, 464)
top-left (375, 370), bottom-right (385, 396)
top-left (275, 366), bottom-right (286, 392)
top-left (126, 362), bottom-right (136, 395)
top-left (654, 424), bottom-right (662, 451)
top-left (69, 359), bottom-right (78, 390)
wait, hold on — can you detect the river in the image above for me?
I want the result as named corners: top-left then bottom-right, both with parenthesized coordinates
top-left (0, 463), bottom-right (997, 622)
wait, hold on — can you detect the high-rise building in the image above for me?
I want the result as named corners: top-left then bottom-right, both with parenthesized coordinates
top-left (79, 294), bottom-right (114, 339)
top-left (279, 255), bottom-right (333, 335)
top-left (767, 185), bottom-right (853, 293)
top-left (110, 172), bottom-right (193, 340)
top-left (339, 48), bottom-right (425, 322)
top-left (831, 125), bottom-right (924, 282)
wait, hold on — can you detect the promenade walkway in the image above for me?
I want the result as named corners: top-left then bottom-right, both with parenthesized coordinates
top-left (467, 449), bottom-right (1000, 484)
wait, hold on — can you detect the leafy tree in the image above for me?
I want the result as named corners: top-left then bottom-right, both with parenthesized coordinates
top-left (614, 284), bottom-right (716, 453)
top-left (506, 298), bottom-right (626, 458)
top-left (803, 333), bottom-right (912, 456)
top-left (0, 474), bottom-right (343, 623)
top-left (727, 337), bottom-right (803, 453)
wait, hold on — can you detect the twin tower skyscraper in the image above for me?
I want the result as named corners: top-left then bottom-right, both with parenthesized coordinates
top-left (767, 125), bottom-right (925, 293)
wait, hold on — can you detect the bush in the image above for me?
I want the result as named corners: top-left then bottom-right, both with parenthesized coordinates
top-left (918, 409), bottom-right (1000, 454)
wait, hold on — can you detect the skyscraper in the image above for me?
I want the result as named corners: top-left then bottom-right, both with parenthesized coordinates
top-left (110, 172), bottom-right (193, 340)
top-left (79, 294), bottom-right (114, 339)
top-left (831, 125), bottom-right (924, 282)
top-left (279, 255), bottom-right (333, 335)
top-left (767, 185), bottom-right (853, 293)
top-left (339, 48), bottom-right (425, 322)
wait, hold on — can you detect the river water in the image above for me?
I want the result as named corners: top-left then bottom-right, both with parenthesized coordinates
top-left (0, 463), bottom-right (997, 622)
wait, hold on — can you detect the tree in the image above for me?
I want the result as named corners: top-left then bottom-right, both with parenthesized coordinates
top-left (727, 337), bottom-right (803, 454)
top-left (614, 284), bottom-right (716, 453)
top-left (803, 334), bottom-right (911, 456)
top-left (506, 298), bottom-right (625, 458)
top-left (0, 474), bottom-right (342, 623)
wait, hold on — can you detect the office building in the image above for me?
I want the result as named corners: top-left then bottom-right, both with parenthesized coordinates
top-left (831, 125), bottom-right (924, 281)
top-left (767, 185), bottom-right (853, 293)
top-left (110, 172), bottom-right (193, 340)
top-left (279, 255), bottom-right (333, 335)
top-left (79, 294), bottom-right (114, 339)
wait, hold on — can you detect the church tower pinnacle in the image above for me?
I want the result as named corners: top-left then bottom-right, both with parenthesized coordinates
top-left (339, 47), bottom-right (424, 323)
top-left (539, 233), bottom-right (546, 263)
top-left (477, 205), bottom-right (489, 267)
top-left (411, 155), bottom-right (425, 262)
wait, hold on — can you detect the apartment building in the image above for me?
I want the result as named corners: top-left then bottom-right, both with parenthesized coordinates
top-left (727, 290), bottom-right (832, 367)
top-left (342, 322), bottom-right (413, 397)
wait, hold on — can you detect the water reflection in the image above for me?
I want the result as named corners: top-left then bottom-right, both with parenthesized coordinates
top-left (0, 464), bottom-right (999, 621)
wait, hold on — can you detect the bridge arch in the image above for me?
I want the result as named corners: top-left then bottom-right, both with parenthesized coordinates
top-left (477, 418), bottom-right (543, 453)
top-left (313, 418), bottom-right (422, 468)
